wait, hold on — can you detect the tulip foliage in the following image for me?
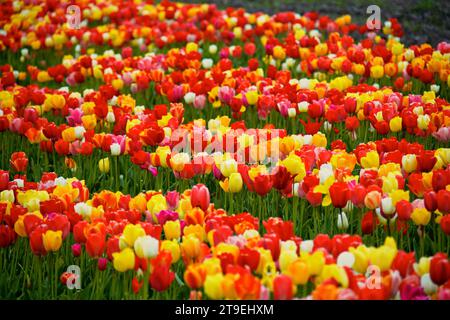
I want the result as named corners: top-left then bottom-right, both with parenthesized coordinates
top-left (0, 0), bottom-right (450, 300)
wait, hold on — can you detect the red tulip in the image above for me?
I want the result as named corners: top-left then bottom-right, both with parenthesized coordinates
top-left (106, 236), bottom-right (120, 261)
top-left (10, 152), bottom-right (28, 172)
top-left (313, 234), bottom-right (332, 252)
top-left (237, 248), bottom-right (260, 271)
top-left (0, 170), bottom-right (9, 190)
top-left (396, 200), bottom-right (413, 221)
top-left (29, 225), bottom-right (48, 256)
top-left (253, 174), bottom-right (273, 196)
top-left (150, 251), bottom-right (175, 292)
top-left (86, 232), bottom-right (106, 258)
top-left (98, 257), bottom-right (108, 271)
top-left (0, 224), bottom-right (16, 248)
top-left (424, 191), bottom-right (437, 212)
top-left (361, 211), bottom-right (378, 234)
top-left (263, 217), bottom-right (294, 241)
top-left (351, 184), bottom-right (367, 208)
top-left (273, 274), bottom-right (293, 300)
top-left (73, 221), bottom-right (88, 243)
top-left (432, 169), bottom-right (448, 192)
top-left (47, 214), bottom-right (70, 239)
top-left (437, 190), bottom-right (450, 214)
top-left (258, 233), bottom-right (280, 261)
top-left (190, 184), bottom-right (210, 211)
top-left (440, 215), bottom-right (450, 235)
top-left (329, 182), bottom-right (350, 208)
top-left (392, 250), bottom-right (415, 277)
top-left (416, 151), bottom-right (437, 172)
top-left (430, 253), bottom-right (450, 286)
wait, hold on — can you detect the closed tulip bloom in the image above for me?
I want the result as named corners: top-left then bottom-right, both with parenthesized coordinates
top-left (389, 116), bottom-right (402, 132)
top-left (190, 184), bottom-right (210, 211)
top-left (121, 224), bottom-right (146, 248)
top-left (370, 65), bottom-right (384, 79)
top-left (411, 208), bottom-right (431, 226)
top-left (337, 212), bottom-right (349, 230)
top-left (273, 274), bottom-right (294, 300)
top-left (364, 190), bottom-right (382, 210)
top-left (98, 157), bottom-right (110, 173)
top-left (71, 243), bottom-right (82, 257)
top-left (402, 154), bottom-right (417, 173)
top-left (361, 150), bottom-right (380, 169)
top-left (204, 273), bottom-right (224, 299)
top-left (219, 159), bottom-right (238, 177)
top-left (110, 143), bottom-right (121, 156)
top-left (134, 235), bottom-right (159, 259)
top-left (184, 263), bottom-right (207, 289)
top-left (86, 232), bottom-right (106, 258)
top-left (228, 172), bottom-right (243, 193)
top-left (286, 259), bottom-right (309, 285)
top-left (440, 215), bottom-right (450, 235)
top-left (181, 234), bottom-right (201, 262)
top-left (42, 230), bottom-right (63, 252)
top-left (160, 240), bottom-right (181, 263)
top-left (112, 248), bottom-right (135, 272)
top-left (164, 220), bottom-right (181, 240)
top-left (329, 182), bottom-right (349, 208)
top-left (437, 190), bottom-right (450, 214)
top-left (396, 200), bottom-right (413, 221)
top-left (381, 197), bottom-right (395, 215)
top-left (429, 254), bottom-right (450, 286)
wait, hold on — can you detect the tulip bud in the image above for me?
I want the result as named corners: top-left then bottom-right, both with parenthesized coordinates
top-left (71, 243), bottom-right (82, 257)
top-left (99, 157), bottom-right (110, 173)
top-left (337, 212), bottom-right (349, 230)
top-left (381, 197), bottom-right (395, 216)
top-left (106, 111), bottom-right (115, 123)
top-left (98, 257), bottom-right (108, 271)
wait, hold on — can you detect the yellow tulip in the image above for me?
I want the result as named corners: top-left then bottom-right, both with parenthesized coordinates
top-left (160, 240), bottom-right (181, 263)
top-left (272, 45), bottom-right (286, 60)
top-left (361, 150), bottom-right (380, 169)
top-left (181, 234), bottom-right (201, 262)
top-left (98, 157), bottom-right (110, 173)
top-left (301, 250), bottom-right (325, 276)
top-left (112, 248), bottom-right (135, 272)
top-left (389, 116), bottom-right (402, 132)
top-left (245, 90), bottom-right (258, 105)
top-left (279, 250), bottom-right (298, 273)
top-left (228, 172), bottom-right (243, 193)
top-left (411, 208), bottom-right (431, 226)
top-left (121, 224), bottom-right (145, 247)
top-left (164, 220), bottom-right (181, 240)
top-left (369, 244), bottom-right (397, 272)
top-left (147, 194), bottom-right (167, 218)
top-left (286, 259), bottom-right (309, 285)
top-left (42, 230), bottom-right (63, 252)
top-left (370, 65), bottom-right (384, 79)
top-left (204, 273), bottom-right (224, 299)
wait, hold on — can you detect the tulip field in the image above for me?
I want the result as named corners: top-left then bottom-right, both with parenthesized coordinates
top-left (0, 0), bottom-right (450, 301)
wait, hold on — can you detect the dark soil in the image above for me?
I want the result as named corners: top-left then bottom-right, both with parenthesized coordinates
top-left (181, 0), bottom-right (450, 47)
